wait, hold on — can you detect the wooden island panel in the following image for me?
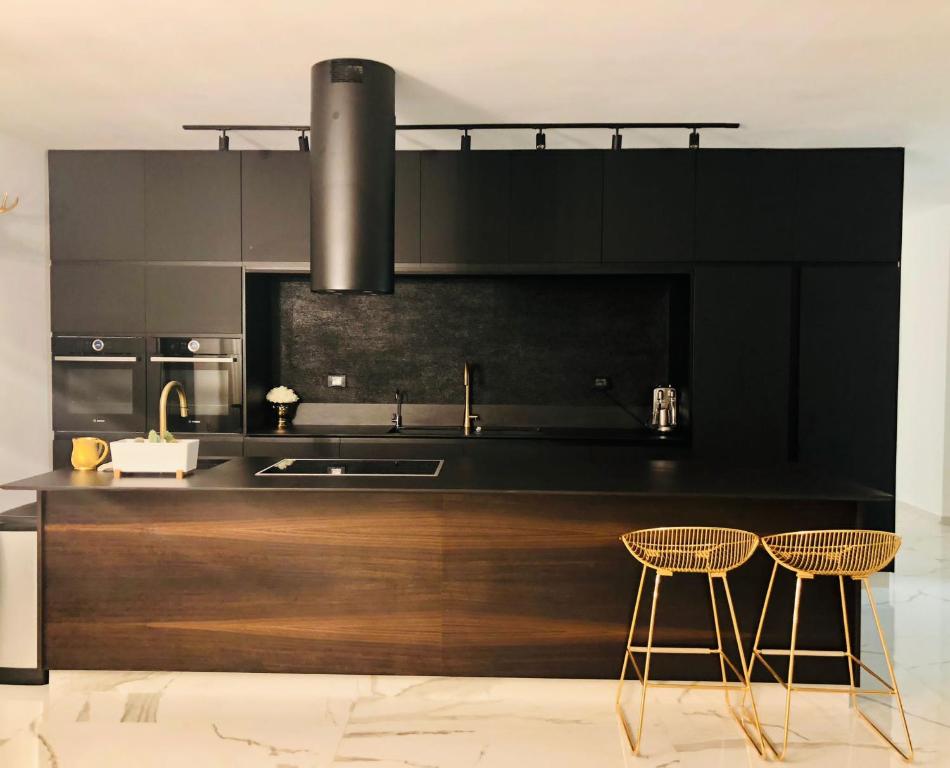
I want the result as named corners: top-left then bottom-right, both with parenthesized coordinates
top-left (42, 490), bottom-right (859, 681)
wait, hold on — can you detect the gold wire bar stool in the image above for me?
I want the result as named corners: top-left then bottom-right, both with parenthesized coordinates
top-left (616, 526), bottom-right (765, 756)
top-left (750, 529), bottom-right (913, 761)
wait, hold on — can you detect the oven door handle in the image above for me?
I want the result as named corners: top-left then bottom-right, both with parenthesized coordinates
top-left (150, 356), bottom-right (238, 363)
top-left (53, 356), bottom-right (139, 362)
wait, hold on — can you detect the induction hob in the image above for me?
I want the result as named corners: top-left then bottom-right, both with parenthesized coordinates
top-left (255, 458), bottom-right (443, 477)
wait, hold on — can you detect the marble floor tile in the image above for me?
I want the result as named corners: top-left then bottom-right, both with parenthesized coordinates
top-left (1, 503), bottom-right (947, 766)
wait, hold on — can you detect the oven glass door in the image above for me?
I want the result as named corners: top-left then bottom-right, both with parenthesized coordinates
top-left (151, 357), bottom-right (243, 433)
top-left (53, 357), bottom-right (146, 432)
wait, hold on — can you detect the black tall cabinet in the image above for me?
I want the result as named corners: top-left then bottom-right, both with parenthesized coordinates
top-left (798, 264), bottom-right (900, 528)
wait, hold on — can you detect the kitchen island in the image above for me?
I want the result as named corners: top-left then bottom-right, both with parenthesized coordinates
top-left (5, 455), bottom-right (890, 681)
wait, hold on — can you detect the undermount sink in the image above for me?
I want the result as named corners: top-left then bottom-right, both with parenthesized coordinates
top-left (390, 425), bottom-right (545, 437)
top-left (390, 426), bottom-right (464, 436)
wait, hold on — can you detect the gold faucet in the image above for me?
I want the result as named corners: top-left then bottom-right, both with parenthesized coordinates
top-left (463, 362), bottom-right (479, 436)
top-left (159, 380), bottom-right (189, 437)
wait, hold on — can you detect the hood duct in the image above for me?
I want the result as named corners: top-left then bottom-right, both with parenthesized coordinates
top-left (310, 58), bottom-right (395, 294)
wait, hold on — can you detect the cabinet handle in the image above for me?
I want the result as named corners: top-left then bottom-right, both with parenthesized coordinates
top-left (150, 356), bottom-right (238, 363)
top-left (53, 356), bottom-right (138, 363)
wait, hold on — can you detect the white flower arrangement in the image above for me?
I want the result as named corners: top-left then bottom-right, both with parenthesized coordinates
top-left (266, 386), bottom-right (299, 404)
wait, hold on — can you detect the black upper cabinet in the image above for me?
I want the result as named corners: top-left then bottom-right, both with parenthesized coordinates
top-left (51, 263), bottom-right (145, 333)
top-left (242, 151), bottom-right (309, 263)
top-left (509, 150), bottom-right (602, 263)
top-left (695, 150), bottom-right (796, 261)
top-left (145, 151), bottom-right (241, 261)
top-left (421, 151), bottom-right (510, 264)
top-left (145, 265), bottom-right (243, 334)
top-left (604, 150), bottom-right (694, 262)
top-left (692, 265), bottom-right (792, 461)
top-left (798, 264), bottom-right (899, 499)
top-left (49, 151), bottom-right (145, 262)
top-left (793, 149), bottom-right (903, 262)
top-left (395, 151), bottom-right (422, 264)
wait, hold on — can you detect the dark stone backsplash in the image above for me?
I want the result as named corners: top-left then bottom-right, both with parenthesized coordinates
top-left (275, 275), bottom-right (678, 408)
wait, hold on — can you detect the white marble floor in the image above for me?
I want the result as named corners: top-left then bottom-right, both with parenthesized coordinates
top-left (1, 505), bottom-right (947, 767)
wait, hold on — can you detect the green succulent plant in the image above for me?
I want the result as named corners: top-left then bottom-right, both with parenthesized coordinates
top-left (146, 430), bottom-right (177, 443)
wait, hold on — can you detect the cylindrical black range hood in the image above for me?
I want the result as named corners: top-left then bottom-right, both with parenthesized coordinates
top-left (310, 58), bottom-right (395, 294)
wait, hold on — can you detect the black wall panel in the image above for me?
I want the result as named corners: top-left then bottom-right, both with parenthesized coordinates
top-left (274, 274), bottom-right (684, 408)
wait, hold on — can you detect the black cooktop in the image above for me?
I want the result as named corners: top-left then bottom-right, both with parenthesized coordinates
top-left (255, 458), bottom-right (443, 477)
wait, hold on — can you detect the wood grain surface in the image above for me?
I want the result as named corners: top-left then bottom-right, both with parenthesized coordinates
top-left (43, 491), bottom-right (859, 680)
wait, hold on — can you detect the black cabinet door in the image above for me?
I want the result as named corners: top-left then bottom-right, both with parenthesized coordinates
top-left (242, 151), bottom-right (309, 262)
top-left (145, 151), bottom-right (241, 261)
top-left (798, 265), bottom-right (899, 527)
top-left (604, 150), bottom-right (694, 262)
top-left (509, 150), bottom-right (602, 263)
top-left (49, 151), bottom-right (145, 262)
top-left (692, 265), bottom-right (793, 460)
top-left (51, 263), bottom-right (146, 334)
top-left (695, 150), bottom-right (796, 261)
top-left (395, 151), bottom-right (421, 263)
top-left (793, 149), bottom-right (904, 263)
top-left (421, 151), bottom-right (510, 264)
top-left (145, 265), bottom-right (243, 334)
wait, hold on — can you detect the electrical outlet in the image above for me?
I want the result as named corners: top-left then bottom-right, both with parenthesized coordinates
top-left (593, 376), bottom-right (611, 390)
top-left (327, 374), bottom-right (347, 388)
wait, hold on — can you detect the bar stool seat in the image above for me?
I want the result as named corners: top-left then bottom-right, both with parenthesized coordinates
top-left (762, 529), bottom-right (901, 578)
top-left (750, 529), bottom-right (913, 761)
top-left (616, 526), bottom-right (764, 757)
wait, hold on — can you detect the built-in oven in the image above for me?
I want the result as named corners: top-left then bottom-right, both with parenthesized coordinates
top-left (52, 336), bottom-right (147, 432)
top-left (148, 337), bottom-right (243, 434)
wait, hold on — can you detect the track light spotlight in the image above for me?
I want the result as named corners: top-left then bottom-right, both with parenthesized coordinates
top-left (611, 129), bottom-right (623, 151)
top-left (461, 129), bottom-right (471, 151)
top-left (689, 129), bottom-right (700, 149)
top-left (218, 131), bottom-right (230, 151)
top-left (298, 131), bottom-right (309, 151)
top-left (535, 130), bottom-right (546, 150)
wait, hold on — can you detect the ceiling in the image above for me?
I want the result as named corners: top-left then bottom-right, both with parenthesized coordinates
top-left (3, 1), bottom-right (950, 209)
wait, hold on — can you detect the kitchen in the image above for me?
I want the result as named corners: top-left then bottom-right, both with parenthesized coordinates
top-left (2, 6), bottom-right (950, 767)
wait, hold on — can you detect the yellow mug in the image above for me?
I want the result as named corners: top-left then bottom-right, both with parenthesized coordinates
top-left (71, 437), bottom-right (109, 471)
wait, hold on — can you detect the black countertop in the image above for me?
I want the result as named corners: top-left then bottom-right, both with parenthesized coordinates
top-left (3, 455), bottom-right (890, 501)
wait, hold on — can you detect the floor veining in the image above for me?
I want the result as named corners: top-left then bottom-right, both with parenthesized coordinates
top-left (1, 504), bottom-right (947, 766)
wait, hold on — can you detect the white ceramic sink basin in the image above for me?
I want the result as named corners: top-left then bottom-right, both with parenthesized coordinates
top-left (109, 439), bottom-right (199, 478)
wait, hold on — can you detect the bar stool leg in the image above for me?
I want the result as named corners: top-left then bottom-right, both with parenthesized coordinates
top-left (853, 577), bottom-right (915, 761)
top-left (838, 575), bottom-right (857, 708)
top-left (616, 566), bottom-right (662, 755)
top-left (748, 561), bottom-right (779, 687)
top-left (707, 573), bottom-right (729, 707)
top-left (772, 574), bottom-right (805, 761)
top-left (616, 563), bottom-right (647, 751)
top-left (721, 573), bottom-right (766, 756)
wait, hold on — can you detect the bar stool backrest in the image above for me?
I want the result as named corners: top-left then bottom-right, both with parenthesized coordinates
top-left (761, 529), bottom-right (901, 577)
top-left (620, 526), bottom-right (759, 573)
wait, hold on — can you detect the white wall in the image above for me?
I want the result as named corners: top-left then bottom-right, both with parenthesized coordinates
top-left (0, 135), bottom-right (51, 511)
top-left (896, 201), bottom-right (950, 518)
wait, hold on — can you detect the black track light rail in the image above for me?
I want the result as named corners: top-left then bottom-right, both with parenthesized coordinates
top-left (183, 122), bottom-right (739, 151)
top-left (183, 122), bottom-right (739, 133)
